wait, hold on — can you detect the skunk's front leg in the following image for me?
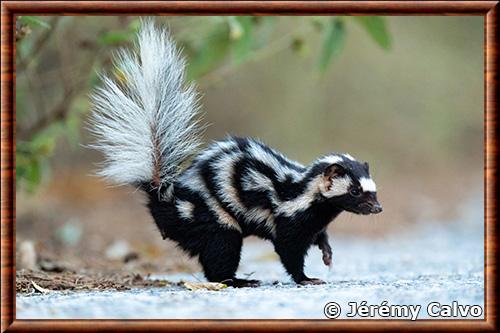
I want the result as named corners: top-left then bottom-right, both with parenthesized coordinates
top-left (274, 223), bottom-right (325, 285)
top-left (314, 229), bottom-right (332, 267)
top-left (274, 241), bottom-right (325, 285)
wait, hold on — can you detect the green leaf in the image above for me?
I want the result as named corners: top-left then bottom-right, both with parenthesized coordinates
top-left (18, 16), bottom-right (51, 30)
top-left (354, 16), bottom-right (391, 50)
top-left (16, 135), bottom-right (56, 192)
top-left (187, 24), bottom-right (230, 81)
top-left (35, 138), bottom-right (55, 157)
top-left (319, 18), bottom-right (346, 72)
top-left (16, 148), bottom-right (42, 193)
top-left (16, 152), bottom-right (30, 187)
top-left (98, 31), bottom-right (133, 46)
top-left (25, 159), bottom-right (41, 193)
top-left (128, 18), bottom-right (141, 33)
top-left (228, 17), bottom-right (244, 40)
top-left (229, 17), bottom-right (254, 64)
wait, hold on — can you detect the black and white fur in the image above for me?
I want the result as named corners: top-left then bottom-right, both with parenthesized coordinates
top-left (90, 22), bottom-right (382, 287)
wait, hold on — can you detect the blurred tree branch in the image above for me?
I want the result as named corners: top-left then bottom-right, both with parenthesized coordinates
top-left (17, 17), bottom-right (107, 141)
top-left (17, 49), bottom-right (101, 142)
top-left (18, 85), bottom-right (79, 142)
top-left (17, 17), bottom-right (61, 73)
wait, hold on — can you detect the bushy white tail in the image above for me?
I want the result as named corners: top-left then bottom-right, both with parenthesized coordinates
top-left (89, 21), bottom-right (203, 191)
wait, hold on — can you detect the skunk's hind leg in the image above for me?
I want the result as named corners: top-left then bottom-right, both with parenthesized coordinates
top-left (199, 228), bottom-right (241, 283)
top-left (199, 229), bottom-right (260, 288)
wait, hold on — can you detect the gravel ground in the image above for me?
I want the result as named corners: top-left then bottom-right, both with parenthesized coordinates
top-left (17, 198), bottom-right (484, 319)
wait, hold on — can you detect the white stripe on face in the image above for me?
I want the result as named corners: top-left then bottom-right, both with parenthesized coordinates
top-left (360, 177), bottom-right (377, 192)
top-left (325, 175), bottom-right (352, 197)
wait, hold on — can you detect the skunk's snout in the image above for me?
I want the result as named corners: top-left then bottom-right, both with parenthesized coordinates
top-left (357, 201), bottom-right (382, 215)
top-left (370, 203), bottom-right (383, 214)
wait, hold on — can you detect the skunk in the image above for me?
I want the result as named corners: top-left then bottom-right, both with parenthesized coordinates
top-left (89, 21), bottom-right (382, 287)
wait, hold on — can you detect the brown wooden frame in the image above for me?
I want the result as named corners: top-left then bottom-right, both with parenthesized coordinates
top-left (1, 1), bottom-right (497, 332)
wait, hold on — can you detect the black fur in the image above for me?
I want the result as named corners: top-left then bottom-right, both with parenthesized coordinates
top-left (145, 137), bottom-right (381, 286)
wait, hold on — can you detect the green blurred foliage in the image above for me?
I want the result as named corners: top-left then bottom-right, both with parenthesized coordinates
top-left (15, 16), bottom-right (391, 192)
top-left (18, 16), bottom-right (51, 30)
top-left (319, 17), bottom-right (346, 71)
top-left (186, 22), bottom-right (231, 80)
top-left (16, 136), bottom-right (54, 193)
top-left (229, 16), bottom-right (254, 64)
top-left (354, 16), bottom-right (391, 50)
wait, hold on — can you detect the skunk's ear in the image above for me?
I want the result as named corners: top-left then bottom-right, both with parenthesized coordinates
top-left (364, 162), bottom-right (369, 172)
top-left (324, 163), bottom-right (345, 178)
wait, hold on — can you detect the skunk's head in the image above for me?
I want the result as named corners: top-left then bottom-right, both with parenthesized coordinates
top-left (317, 154), bottom-right (382, 215)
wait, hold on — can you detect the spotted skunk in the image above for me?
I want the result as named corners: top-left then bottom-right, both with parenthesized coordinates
top-left (90, 22), bottom-right (382, 287)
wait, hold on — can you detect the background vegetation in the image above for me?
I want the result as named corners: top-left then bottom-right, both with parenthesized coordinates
top-left (16, 16), bottom-right (391, 191)
top-left (15, 16), bottom-right (483, 275)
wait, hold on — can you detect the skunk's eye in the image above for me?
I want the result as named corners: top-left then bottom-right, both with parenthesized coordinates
top-left (350, 187), bottom-right (362, 197)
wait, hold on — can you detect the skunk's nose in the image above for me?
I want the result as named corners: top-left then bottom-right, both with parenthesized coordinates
top-left (370, 204), bottom-right (383, 214)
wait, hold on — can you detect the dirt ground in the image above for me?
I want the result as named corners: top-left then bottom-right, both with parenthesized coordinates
top-left (16, 270), bottom-right (171, 294)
